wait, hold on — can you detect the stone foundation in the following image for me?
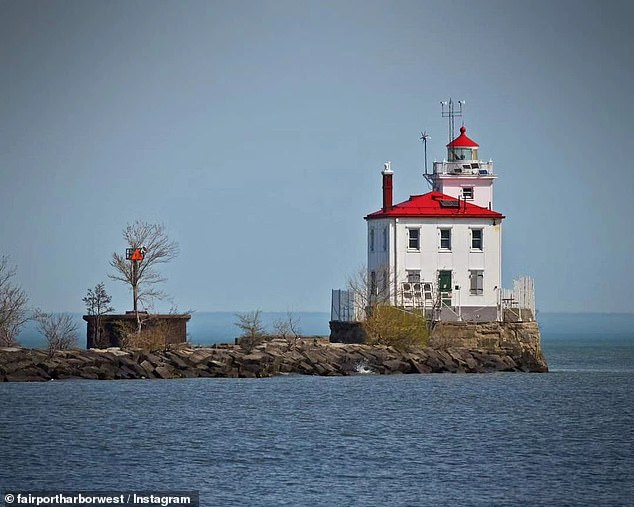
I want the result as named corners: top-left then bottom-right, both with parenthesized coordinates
top-left (429, 320), bottom-right (547, 372)
top-left (330, 319), bottom-right (548, 372)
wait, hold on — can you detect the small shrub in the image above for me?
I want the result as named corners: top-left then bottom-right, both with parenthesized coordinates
top-left (235, 310), bottom-right (267, 352)
top-left (362, 305), bottom-right (428, 350)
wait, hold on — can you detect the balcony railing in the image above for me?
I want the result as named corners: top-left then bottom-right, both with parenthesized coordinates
top-left (400, 281), bottom-right (435, 309)
top-left (433, 160), bottom-right (494, 176)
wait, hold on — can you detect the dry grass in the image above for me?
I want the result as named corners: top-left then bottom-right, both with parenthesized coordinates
top-left (116, 319), bottom-right (175, 352)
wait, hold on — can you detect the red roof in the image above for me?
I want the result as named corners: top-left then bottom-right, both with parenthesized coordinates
top-left (365, 191), bottom-right (504, 220)
top-left (447, 126), bottom-right (479, 148)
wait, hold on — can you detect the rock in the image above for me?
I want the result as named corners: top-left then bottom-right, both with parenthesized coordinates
top-left (140, 352), bottom-right (163, 367)
top-left (4, 373), bottom-right (45, 382)
top-left (188, 350), bottom-right (213, 365)
top-left (408, 357), bottom-right (432, 374)
top-left (79, 366), bottom-right (101, 380)
top-left (298, 361), bottom-right (315, 374)
top-left (165, 351), bottom-right (191, 370)
top-left (139, 360), bottom-right (155, 377)
top-left (241, 352), bottom-right (267, 363)
top-left (116, 363), bottom-right (143, 379)
top-left (154, 365), bottom-right (175, 379)
top-left (3, 358), bottom-right (36, 374)
top-left (382, 359), bottom-right (408, 373)
top-left (313, 363), bottom-right (338, 377)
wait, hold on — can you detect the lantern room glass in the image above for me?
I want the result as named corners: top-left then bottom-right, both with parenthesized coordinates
top-left (448, 147), bottom-right (474, 161)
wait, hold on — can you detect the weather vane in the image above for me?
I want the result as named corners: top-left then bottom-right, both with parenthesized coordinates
top-left (420, 131), bottom-right (430, 175)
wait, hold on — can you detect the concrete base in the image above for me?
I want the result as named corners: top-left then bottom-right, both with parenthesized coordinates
top-left (329, 321), bottom-right (366, 344)
top-left (83, 313), bottom-right (191, 349)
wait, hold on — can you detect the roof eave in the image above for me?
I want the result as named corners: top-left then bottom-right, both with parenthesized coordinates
top-left (366, 212), bottom-right (505, 220)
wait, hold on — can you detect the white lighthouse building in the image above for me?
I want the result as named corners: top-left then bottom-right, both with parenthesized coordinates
top-left (365, 124), bottom-right (504, 322)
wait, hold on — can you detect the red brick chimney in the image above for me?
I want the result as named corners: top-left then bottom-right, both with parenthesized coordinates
top-left (382, 161), bottom-right (393, 211)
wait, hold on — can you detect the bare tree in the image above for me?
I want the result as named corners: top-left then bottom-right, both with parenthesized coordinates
top-left (272, 312), bottom-right (302, 345)
top-left (34, 312), bottom-right (78, 356)
top-left (235, 310), bottom-right (266, 351)
top-left (347, 264), bottom-right (394, 320)
top-left (0, 256), bottom-right (29, 347)
top-left (109, 221), bottom-right (179, 331)
top-left (82, 282), bottom-right (115, 348)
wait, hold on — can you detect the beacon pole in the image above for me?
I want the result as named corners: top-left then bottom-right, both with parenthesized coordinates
top-left (126, 246), bottom-right (145, 314)
top-left (132, 257), bottom-right (138, 313)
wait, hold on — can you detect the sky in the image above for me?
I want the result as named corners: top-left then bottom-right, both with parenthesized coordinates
top-left (1, 0), bottom-right (633, 314)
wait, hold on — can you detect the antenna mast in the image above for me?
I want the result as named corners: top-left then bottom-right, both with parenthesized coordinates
top-left (421, 129), bottom-right (434, 189)
top-left (440, 98), bottom-right (465, 146)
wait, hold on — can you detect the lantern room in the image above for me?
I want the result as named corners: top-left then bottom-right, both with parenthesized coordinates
top-left (447, 126), bottom-right (479, 161)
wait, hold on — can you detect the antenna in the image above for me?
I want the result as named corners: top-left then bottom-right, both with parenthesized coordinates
top-left (420, 131), bottom-right (430, 175)
top-left (440, 98), bottom-right (465, 146)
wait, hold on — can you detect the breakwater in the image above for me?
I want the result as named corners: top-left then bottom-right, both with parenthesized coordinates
top-left (0, 331), bottom-right (547, 381)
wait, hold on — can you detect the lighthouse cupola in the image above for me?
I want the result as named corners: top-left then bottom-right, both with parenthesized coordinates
top-left (447, 126), bottom-right (479, 161)
top-left (426, 106), bottom-right (498, 209)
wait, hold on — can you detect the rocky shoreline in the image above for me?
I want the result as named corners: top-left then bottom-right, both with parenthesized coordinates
top-left (0, 335), bottom-right (548, 382)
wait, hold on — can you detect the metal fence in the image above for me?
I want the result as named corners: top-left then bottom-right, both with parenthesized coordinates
top-left (331, 289), bottom-right (355, 322)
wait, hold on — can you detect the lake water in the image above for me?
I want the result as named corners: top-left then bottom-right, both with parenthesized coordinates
top-left (2, 313), bottom-right (634, 506)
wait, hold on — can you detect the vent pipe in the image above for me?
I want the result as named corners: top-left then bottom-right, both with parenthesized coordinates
top-left (382, 161), bottom-right (393, 211)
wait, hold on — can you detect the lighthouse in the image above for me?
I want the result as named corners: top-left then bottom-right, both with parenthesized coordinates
top-left (365, 109), bottom-right (505, 322)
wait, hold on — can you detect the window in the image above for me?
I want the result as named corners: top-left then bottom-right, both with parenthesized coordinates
top-left (439, 228), bottom-right (451, 250)
top-left (449, 148), bottom-right (472, 161)
top-left (408, 228), bottom-right (420, 250)
top-left (369, 229), bottom-right (375, 252)
top-left (462, 187), bottom-right (474, 200)
top-left (407, 270), bottom-right (421, 283)
top-left (382, 227), bottom-right (387, 251)
top-left (370, 271), bottom-right (377, 296)
top-left (470, 270), bottom-right (484, 295)
top-left (471, 228), bottom-right (483, 250)
top-left (382, 269), bottom-right (388, 293)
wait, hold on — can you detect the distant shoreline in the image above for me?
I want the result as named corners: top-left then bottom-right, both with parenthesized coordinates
top-left (15, 312), bottom-right (634, 349)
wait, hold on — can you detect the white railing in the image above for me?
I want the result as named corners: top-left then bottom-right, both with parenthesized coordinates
top-left (501, 276), bottom-right (536, 320)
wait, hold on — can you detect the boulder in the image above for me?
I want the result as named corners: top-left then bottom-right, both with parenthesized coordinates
top-left (164, 351), bottom-right (191, 370)
top-left (382, 359), bottom-right (409, 373)
top-left (154, 365), bottom-right (175, 379)
top-left (138, 360), bottom-right (156, 377)
top-left (79, 366), bottom-right (101, 380)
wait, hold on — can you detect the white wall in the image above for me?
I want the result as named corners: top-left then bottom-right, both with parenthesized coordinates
top-left (436, 176), bottom-right (496, 209)
top-left (368, 217), bottom-right (502, 308)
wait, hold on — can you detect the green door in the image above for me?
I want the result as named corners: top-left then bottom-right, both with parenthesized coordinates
top-left (439, 271), bottom-right (452, 306)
